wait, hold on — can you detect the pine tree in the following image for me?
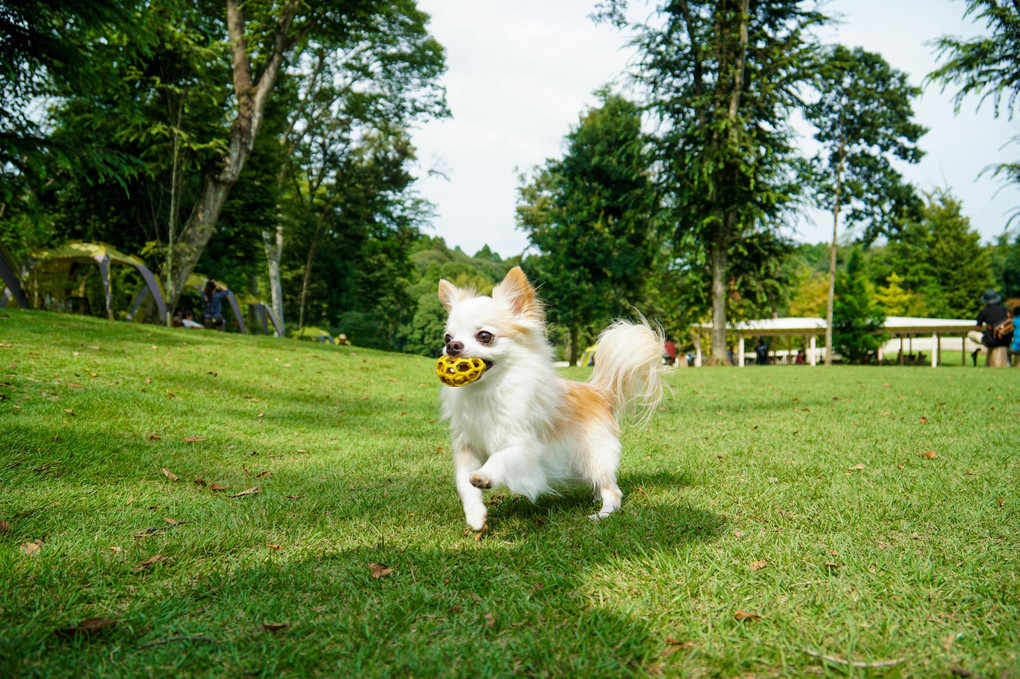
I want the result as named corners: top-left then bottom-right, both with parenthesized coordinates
top-left (833, 249), bottom-right (886, 363)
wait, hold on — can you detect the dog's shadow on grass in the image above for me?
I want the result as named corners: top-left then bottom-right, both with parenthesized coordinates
top-left (475, 467), bottom-right (723, 555)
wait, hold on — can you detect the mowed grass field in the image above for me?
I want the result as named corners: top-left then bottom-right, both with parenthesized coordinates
top-left (1, 310), bottom-right (1017, 678)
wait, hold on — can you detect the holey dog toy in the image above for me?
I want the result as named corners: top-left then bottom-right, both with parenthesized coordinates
top-left (435, 356), bottom-right (489, 387)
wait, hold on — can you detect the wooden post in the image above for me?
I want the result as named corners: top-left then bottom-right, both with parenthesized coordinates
top-left (737, 334), bottom-right (745, 368)
top-left (809, 335), bottom-right (817, 366)
top-left (931, 333), bottom-right (938, 368)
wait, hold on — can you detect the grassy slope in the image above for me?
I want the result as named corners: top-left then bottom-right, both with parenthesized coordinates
top-left (1, 310), bottom-right (1017, 678)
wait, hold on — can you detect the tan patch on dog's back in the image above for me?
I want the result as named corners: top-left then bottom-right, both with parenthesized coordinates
top-left (562, 381), bottom-right (618, 434)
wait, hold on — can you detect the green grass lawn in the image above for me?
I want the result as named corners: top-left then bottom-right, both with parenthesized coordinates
top-left (1, 310), bottom-right (1018, 678)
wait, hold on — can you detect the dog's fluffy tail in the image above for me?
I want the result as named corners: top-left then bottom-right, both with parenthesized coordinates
top-left (589, 317), bottom-right (665, 426)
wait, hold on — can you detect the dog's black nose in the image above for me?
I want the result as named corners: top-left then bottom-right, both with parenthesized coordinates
top-left (446, 340), bottom-right (464, 357)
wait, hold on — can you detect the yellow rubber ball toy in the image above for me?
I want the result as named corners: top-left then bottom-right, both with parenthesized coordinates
top-left (436, 356), bottom-right (488, 387)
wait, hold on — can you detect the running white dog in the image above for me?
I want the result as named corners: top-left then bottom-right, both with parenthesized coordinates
top-left (437, 267), bottom-right (664, 530)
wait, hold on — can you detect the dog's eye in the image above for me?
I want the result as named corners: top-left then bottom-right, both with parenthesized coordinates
top-left (476, 331), bottom-right (494, 344)
top-left (444, 334), bottom-right (452, 344)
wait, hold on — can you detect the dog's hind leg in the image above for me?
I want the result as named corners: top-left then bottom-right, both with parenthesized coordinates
top-left (590, 482), bottom-right (623, 520)
top-left (454, 448), bottom-right (487, 531)
top-left (582, 431), bottom-right (623, 520)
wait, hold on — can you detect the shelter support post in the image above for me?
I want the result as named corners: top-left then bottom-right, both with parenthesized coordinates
top-left (92, 254), bottom-right (113, 320)
top-left (692, 331), bottom-right (702, 368)
top-left (737, 335), bottom-right (745, 367)
top-left (0, 248), bottom-right (30, 309)
top-left (224, 291), bottom-right (246, 334)
top-left (932, 333), bottom-right (938, 368)
top-left (809, 335), bottom-right (816, 366)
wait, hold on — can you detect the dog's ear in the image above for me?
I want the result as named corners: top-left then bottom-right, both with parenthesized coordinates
top-left (438, 279), bottom-right (471, 311)
top-left (494, 267), bottom-right (541, 319)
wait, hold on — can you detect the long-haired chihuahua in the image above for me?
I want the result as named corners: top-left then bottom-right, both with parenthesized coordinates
top-left (437, 267), bottom-right (664, 530)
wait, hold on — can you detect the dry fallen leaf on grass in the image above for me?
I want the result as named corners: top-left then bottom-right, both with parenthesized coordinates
top-left (161, 468), bottom-right (179, 482)
top-left (484, 612), bottom-right (496, 627)
top-left (368, 563), bottom-right (393, 578)
top-left (734, 610), bottom-right (760, 622)
top-left (63, 409), bottom-right (75, 416)
top-left (262, 622), bottom-right (289, 632)
top-left (147, 433), bottom-right (161, 441)
top-left (132, 554), bottom-right (166, 572)
top-left (849, 463), bottom-right (866, 471)
top-left (229, 487), bottom-right (261, 498)
top-left (163, 517), bottom-right (178, 526)
top-left (266, 543), bottom-right (282, 550)
top-left (209, 483), bottom-right (229, 491)
top-left (182, 436), bottom-right (207, 443)
top-left (662, 637), bottom-right (696, 657)
top-left (54, 617), bottom-right (117, 639)
top-left (0, 520), bottom-right (10, 533)
top-left (919, 451), bottom-right (937, 459)
top-left (749, 559), bottom-right (768, 571)
top-left (21, 540), bottom-right (42, 556)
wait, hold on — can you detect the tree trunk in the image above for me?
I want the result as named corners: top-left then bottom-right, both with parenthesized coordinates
top-left (707, 0), bottom-right (747, 367)
top-left (709, 235), bottom-right (729, 365)
top-left (261, 224), bottom-right (285, 329)
top-left (824, 139), bottom-right (846, 367)
top-left (167, 178), bottom-right (233, 308)
top-left (163, 0), bottom-right (299, 311)
top-left (297, 216), bottom-right (327, 329)
top-left (569, 325), bottom-right (580, 367)
top-left (825, 212), bottom-right (838, 366)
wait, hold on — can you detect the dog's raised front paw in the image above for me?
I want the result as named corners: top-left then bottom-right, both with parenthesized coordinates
top-left (469, 472), bottom-right (492, 489)
top-left (588, 510), bottom-right (615, 521)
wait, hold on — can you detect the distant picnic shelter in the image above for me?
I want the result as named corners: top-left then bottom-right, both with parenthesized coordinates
top-left (691, 316), bottom-right (978, 367)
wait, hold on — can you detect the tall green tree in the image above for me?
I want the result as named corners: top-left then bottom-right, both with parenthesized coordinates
top-left (516, 91), bottom-right (660, 365)
top-left (0, 0), bottom-right (145, 199)
top-left (832, 248), bottom-right (885, 364)
top-left (615, 0), bottom-right (822, 364)
top-left (0, 0), bottom-right (148, 257)
top-left (990, 230), bottom-right (1020, 298)
top-left (160, 0), bottom-right (446, 312)
top-left (267, 9), bottom-right (448, 329)
top-left (929, 0), bottom-right (1020, 225)
top-left (804, 45), bottom-right (925, 365)
top-left (886, 190), bottom-right (993, 318)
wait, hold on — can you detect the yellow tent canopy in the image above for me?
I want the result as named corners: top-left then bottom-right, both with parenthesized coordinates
top-left (292, 326), bottom-right (335, 344)
top-left (27, 241), bottom-right (166, 323)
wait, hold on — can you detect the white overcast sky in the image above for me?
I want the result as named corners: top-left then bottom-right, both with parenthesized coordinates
top-left (410, 0), bottom-right (1020, 259)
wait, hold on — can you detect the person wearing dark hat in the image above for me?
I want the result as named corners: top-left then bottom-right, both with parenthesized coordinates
top-left (974, 289), bottom-right (1011, 348)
